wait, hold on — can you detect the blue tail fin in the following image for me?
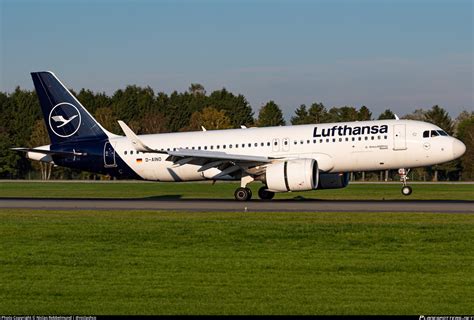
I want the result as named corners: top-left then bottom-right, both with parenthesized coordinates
top-left (31, 71), bottom-right (109, 144)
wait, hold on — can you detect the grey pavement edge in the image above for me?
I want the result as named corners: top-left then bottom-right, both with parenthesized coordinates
top-left (0, 198), bottom-right (472, 213)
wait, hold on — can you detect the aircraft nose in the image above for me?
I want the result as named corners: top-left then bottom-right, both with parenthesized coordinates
top-left (452, 139), bottom-right (466, 159)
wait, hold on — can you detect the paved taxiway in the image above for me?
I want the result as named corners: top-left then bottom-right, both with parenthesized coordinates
top-left (0, 198), bottom-right (472, 213)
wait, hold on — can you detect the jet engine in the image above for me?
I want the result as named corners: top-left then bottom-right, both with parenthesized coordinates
top-left (264, 159), bottom-right (318, 192)
top-left (316, 173), bottom-right (350, 189)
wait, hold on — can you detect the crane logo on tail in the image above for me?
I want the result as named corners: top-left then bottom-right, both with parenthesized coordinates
top-left (48, 102), bottom-right (82, 137)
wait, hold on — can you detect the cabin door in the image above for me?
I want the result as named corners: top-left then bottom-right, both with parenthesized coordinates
top-left (104, 142), bottom-right (117, 167)
top-left (393, 124), bottom-right (407, 150)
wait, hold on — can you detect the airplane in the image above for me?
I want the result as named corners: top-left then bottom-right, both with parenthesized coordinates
top-left (13, 71), bottom-right (466, 201)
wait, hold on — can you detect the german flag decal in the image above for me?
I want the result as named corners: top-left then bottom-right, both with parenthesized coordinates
top-left (136, 158), bottom-right (143, 163)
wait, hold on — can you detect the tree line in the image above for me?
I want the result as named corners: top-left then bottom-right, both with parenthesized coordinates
top-left (0, 84), bottom-right (472, 181)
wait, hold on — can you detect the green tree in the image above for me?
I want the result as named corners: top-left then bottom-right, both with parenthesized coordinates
top-left (0, 127), bottom-right (20, 178)
top-left (139, 111), bottom-right (169, 134)
top-left (378, 109), bottom-right (395, 120)
top-left (257, 101), bottom-right (285, 127)
top-left (189, 83), bottom-right (206, 96)
top-left (94, 106), bottom-right (120, 134)
top-left (357, 106), bottom-right (372, 121)
top-left (291, 104), bottom-right (309, 125)
top-left (425, 105), bottom-right (454, 135)
top-left (308, 102), bottom-right (329, 123)
top-left (29, 120), bottom-right (53, 180)
top-left (402, 108), bottom-right (425, 121)
top-left (183, 107), bottom-right (232, 131)
top-left (208, 89), bottom-right (254, 127)
top-left (112, 85), bottom-right (156, 123)
top-left (456, 114), bottom-right (474, 180)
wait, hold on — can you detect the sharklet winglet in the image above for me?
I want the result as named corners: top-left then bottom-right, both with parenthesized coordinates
top-left (117, 120), bottom-right (167, 154)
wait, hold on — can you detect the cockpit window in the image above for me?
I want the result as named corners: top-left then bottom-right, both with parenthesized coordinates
top-left (423, 130), bottom-right (448, 138)
top-left (437, 130), bottom-right (448, 136)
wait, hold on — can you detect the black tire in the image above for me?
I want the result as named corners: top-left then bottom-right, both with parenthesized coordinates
top-left (235, 187), bottom-right (252, 201)
top-left (401, 186), bottom-right (412, 196)
top-left (258, 186), bottom-right (275, 200)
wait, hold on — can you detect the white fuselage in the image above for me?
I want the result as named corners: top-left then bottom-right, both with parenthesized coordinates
top-left (107, 119), bottom-right (463, 182)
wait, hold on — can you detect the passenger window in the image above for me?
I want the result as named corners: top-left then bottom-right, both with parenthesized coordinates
top-left (124, 151), bottom-right (127, 155)
top-left (130, 150), bottom-right (134, 155)
top-left (248, 143), bottom-right (251, 147)
top-left (254, 143), bottom-right (258, 147)
top-left (261, 142), bottom-right (264, 147)
top-left (217, 145), bottom-right (220, 149)
top-left (300, 140), bottom-right (304, 144)
top-left (371, 136), bottom-right (375, 140)
top-left (339, 138), bottom-right (342, 142)
top-left (267, 142), bottom-right (271, 146)
top-left (223, 145), bottom-right (226, 149)
top-left (364, 136), bottom-right (368, 140)
top-left (307, 140), bottom-right (310, 144)
top-left (313, 139), bottom-right (316, 143)
top-left (332, 138), bottom-right (336, 142)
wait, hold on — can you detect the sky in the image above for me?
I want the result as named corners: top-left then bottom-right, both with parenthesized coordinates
top-left (1, 0), bottom-right (472, 120)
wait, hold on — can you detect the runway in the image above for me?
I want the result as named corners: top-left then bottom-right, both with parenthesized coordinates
top-left (0, 198), bottom-right (472, 213)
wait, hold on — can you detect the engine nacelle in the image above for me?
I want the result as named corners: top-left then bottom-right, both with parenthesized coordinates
top-left (316, 173), bottom-right (350, 190)
top-left (265, 159), bottom-right (318, 192)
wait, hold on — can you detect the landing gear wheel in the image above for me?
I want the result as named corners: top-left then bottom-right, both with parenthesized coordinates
top-left (401, 186), bottom-right (412, 196)
top-left (258, 186), bottom-right (275, 200)
top-left (234, 187), bottom-right (252, 201)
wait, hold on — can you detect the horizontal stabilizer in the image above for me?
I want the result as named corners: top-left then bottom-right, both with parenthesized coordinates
top-left (11, 147), bottom-right (84, 157)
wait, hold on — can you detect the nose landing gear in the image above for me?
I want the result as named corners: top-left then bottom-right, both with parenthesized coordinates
top-left (398, 168), bottom-right (412, 196)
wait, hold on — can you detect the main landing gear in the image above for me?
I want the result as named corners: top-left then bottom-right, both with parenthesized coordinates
top-left (234, 187), bottom-right (252, 201)
top-left (258, 186), bottom-right (275, 200)
top-left (234, 175), bottom-right (275, 201)
top-left (234, 186), bottom-right (276, 201)
top-left (234, 175), bottom-right (254, 201)
top-left (398, 168), bottom-right (412, 196)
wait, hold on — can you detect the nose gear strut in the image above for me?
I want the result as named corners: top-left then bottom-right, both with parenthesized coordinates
top-left (398, 168), bottom-right (412, 196)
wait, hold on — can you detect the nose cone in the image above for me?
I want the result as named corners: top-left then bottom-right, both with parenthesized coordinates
top-left (452, 139), bottom-right (466, 159)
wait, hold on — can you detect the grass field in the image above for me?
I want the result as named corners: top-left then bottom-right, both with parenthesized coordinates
top-left (0, 209), bottom-right (473, 315)
top-left (1, 181), bottom-right (473, 200)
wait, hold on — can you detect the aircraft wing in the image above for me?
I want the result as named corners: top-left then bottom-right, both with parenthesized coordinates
top-left (167, 149), bottom-right (272, 163)
top-left (118, 120), bottom-right (278, 178)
